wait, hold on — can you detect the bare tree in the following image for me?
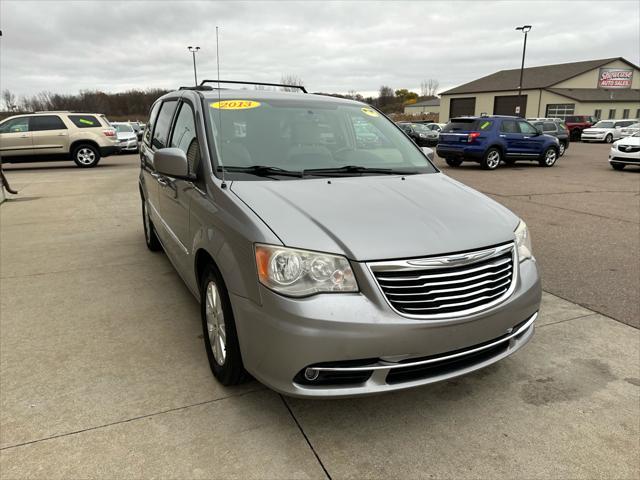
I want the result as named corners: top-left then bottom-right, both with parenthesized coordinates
top-left (1, 89), bottom-right (17, 111)
top-left (280, 73), bottom-right (305, 91)
top-left (420, 79), bottom-right (440, 97)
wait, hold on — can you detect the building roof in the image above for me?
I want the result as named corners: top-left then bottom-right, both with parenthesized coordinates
top-left (546, 88), bottom-right (640, 102)
top-left (440, 57), bottom-right (639, 95)
top-left (408, 98), bottom-right (441, 107)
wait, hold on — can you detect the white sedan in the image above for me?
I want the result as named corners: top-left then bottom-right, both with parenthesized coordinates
top-left (609, 132), bottom-right (640, 170)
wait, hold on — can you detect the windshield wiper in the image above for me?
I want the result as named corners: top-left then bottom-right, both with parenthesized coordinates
top-left (303, 165), bottom-right (417, 176)
top-left (217, 165), bottom-right (303, 178)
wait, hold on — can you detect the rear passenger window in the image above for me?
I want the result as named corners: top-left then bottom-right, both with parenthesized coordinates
top-left (151, 100), bottom-right (178, 149)
top-left (542, 122), bottom-right (556, 132)
top-left (30, 115), bottom-right (67, 131)
top-left (500, 120), bottom-right (518, 133)
top-left (68, 115), bottom-right (101, 128)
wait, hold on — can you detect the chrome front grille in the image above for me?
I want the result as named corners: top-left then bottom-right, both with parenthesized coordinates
top-left (369, 243), bottom-right (516, 318)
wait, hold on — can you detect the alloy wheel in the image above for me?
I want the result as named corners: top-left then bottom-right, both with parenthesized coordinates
top-left (205, 281), bottom-right (226, 366)
top-left (486, 150), bottom-right (500, 169)
top-left (76, 148), bottom-right (96, 165)
top-left (559, 143), bottom-right (565, 156)
top-left (545, 149), bottom-right (557, 166)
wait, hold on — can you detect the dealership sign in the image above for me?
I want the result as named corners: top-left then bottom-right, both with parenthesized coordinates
top-left (598, 68), bottom-right (633, 89)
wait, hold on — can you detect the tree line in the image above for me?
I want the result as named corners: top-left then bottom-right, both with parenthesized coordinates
top-left (0, 77), bottom-right (439, 120)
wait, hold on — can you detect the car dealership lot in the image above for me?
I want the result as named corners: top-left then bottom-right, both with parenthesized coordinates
top-left (1, 145), bottom-right (638, 479)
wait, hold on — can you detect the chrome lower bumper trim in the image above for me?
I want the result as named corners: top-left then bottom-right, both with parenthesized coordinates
top-left (309, 312), bottom-right (537, 373)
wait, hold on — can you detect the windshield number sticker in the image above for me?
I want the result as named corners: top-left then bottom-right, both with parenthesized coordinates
top-left (361, 107), bottom-right (379, 118)
top-left (79, 118), bottom-right (95, 125)
top-left (210, 100), bottom-right (261, 110)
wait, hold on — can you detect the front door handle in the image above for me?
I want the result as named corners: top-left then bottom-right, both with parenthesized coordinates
top-left (499, 134), bottom-right (506, 138)
top-left (20, 134), bottom-right (29, 138)
top-left (57, 132), bottom-right (67, 136)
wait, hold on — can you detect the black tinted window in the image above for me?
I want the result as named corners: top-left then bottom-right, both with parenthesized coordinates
top-left (500, 120), bottom-right (518, 133)
top-left (152, 100), bottom-right (178, 149)
top-left (30, 115), bottom-right (67, 131)
top-left (542, 122), bottom-right (557, 132)
top-left (442, 119), bottom-right (478, 132)
top-left (68, 115), bottom-right (101, 128)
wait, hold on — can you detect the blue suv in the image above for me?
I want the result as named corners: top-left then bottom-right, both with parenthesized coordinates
top-left (436, 116), bottom-right (560, 170)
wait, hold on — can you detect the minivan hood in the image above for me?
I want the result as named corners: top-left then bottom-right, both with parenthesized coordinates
top-left (231, 173), bottom-right (519, 261)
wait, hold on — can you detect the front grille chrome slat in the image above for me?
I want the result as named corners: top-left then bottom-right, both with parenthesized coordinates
top-left (369, 243), bottom-right (517, 318)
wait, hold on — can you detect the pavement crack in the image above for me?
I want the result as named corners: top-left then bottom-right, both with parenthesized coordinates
top-left (280, 394), bottom-right (332, 480)
top-left (0, 387), bottom-right (266, 452)
top-left (537, 312), bottom-right (599, 329)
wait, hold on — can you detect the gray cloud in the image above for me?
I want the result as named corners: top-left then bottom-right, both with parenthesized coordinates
top-left (1, 0), bottom-right (638, 97)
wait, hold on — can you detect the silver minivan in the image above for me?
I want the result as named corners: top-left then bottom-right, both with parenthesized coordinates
top-left (139, 82), bottom-right (541, 398)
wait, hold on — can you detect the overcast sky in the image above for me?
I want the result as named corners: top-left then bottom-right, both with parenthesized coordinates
top-left (1, 0), bottom-right (639, 98)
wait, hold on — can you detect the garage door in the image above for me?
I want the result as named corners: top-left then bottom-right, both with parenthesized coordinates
top-left (449, 97), bottom-right (476, 118)
top-left (493, 95), bottom-right (528, 117)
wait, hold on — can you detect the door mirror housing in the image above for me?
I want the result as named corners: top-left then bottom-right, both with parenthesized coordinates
top-left (154, 148), bottom-right (190, 178)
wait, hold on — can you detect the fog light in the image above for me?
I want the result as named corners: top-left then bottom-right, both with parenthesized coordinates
top-left (304, 368), bottom-right (320, 381)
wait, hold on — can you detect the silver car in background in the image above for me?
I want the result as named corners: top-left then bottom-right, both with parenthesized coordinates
top-left (139, 83), bottom-right (541, 398)
top-left (112, 122), bottom-right (139, 153)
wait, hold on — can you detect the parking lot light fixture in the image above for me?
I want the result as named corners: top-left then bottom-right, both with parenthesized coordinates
top-left (188, 46), bottom-right (201, 86)
top-left (515, 25), bottom-right (532, 101)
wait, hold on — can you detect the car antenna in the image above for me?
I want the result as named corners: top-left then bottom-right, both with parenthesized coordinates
top-left (216, 25), bottom-right (227, 189)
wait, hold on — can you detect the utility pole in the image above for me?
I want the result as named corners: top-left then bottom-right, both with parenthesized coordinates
top-left (515, 25), bottom-right (532, 117)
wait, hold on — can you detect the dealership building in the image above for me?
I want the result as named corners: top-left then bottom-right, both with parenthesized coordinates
top-left (439, 57), bottom-right (640, 121)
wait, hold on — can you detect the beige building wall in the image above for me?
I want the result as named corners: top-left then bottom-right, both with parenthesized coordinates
top-left (538, 90), bottom-right (640, 119)
top-left (553, 59), bottom-right (640, 89)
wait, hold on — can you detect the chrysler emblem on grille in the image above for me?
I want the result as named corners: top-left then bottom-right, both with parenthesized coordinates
top-left (407, 248), bottom-right (496, 267)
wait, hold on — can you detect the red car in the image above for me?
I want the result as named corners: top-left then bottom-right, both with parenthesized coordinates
top-left (564, 115), bottom-right (596, 141)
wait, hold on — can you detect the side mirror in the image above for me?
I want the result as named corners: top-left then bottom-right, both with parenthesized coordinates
top-left (422, 146), bottom-right (434, 161)
top-left (535, 127), bottom-right (543, 135)
top-left (154, 148), bottom-right (189, 178)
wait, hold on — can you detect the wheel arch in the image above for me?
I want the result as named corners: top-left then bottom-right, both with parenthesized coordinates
top-left (70, 139), bottom-right (100, 154)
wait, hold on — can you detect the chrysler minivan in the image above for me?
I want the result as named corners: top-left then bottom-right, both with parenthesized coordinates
top-left (139, 82), bottom-right (541, 398)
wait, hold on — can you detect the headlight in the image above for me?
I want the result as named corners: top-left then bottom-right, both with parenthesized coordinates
top-left (255, 244), bottom-right (358, 297)
top-left (419, 133), bottom-right (427, 138)
top-left (514, 220), bottom-right (533, 262)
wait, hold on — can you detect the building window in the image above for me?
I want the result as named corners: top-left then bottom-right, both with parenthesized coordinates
top-left (622, 109), bottom-right (630, 119)
top-left (636, 109), bottom-right (640, 119)
top-left (594, 109), bottom-right (602, 120)
top-left (545, 104), bottom-right (575, 119)
top-left (608, 109), bottom-right (616, 119)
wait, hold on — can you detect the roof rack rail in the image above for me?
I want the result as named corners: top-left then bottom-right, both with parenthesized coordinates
top-left (179, 85), bottom-right (214, 91)
top-left (198, 80), bottom-right (307, 93)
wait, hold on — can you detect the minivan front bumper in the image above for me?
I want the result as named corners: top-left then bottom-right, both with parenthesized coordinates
top-left (232, 257), bottom-right (541, 398)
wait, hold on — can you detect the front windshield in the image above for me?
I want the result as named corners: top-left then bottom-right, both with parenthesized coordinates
top-left (411, 124), bottom-right (429, 133)
top-left (206, 98), bottom-right (436, 179)
top-left (114, 124), bottom-right (134, 133)
top-left (593, 121), bottom-right (614, 128)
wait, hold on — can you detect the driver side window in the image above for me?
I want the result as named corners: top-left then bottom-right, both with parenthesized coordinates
top-left (518, 121), bottom-right (538, 135)
top-left (0, 117), bottom-right (29, 134)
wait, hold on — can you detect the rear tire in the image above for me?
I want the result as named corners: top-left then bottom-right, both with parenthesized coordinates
top-left (558, 142), bottom-right (566, 156)
top-left (611, 162), bottom-right (625, 171)
top-left (539, 147), bottom-right (558, 167)
top-left (200, 264), bottom-right (248, 386)
top-left (445, 158), bottom-right (463, 167)
top-left (481, 148), bottom-right (501, 170)
top-left (72, 144), bottom-right (100, 168)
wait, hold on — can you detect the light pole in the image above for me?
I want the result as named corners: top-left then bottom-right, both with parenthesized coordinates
top-left (188, 46), bottom-right (200, 86)
top-left (515, 25), bottom-right (531, 117)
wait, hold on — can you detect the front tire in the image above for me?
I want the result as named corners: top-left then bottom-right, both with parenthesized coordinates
top-left (72, 144), bottom-right (100, 168)
top-left (611, 162), bottom-right (625, 171)
top-left (142, 197), bottom-right (162, 251)
top-left (605, 134), bottom-right (613, 144)
top-left (445, 158), bottom-right (463, 167)
top-left (200, 265), bottom-right (247, 386)
top-left (481, 148), bottom-right (501, 170)
top-left (539, 147), bottom-right (558, 167)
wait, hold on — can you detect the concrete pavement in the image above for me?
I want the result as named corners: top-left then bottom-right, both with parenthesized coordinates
top-left (1, 154), bottom-right (638, 479)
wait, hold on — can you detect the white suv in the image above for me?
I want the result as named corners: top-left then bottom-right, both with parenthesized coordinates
top-left (0, 112), bottom-right (119, 167)
top-left (581, 119), bottom-right (638, 143)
